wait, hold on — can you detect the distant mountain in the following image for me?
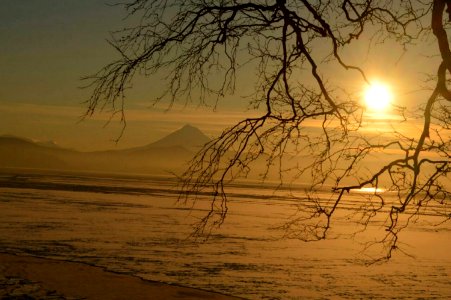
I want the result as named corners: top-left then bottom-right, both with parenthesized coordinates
top-left (0, 125), bottom-right (210, 175)
top-left (131, 124), bottom-right (210, 153)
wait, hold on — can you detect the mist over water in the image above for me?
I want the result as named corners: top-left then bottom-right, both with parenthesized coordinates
top-left (0, 170), bottom-right (450, 299)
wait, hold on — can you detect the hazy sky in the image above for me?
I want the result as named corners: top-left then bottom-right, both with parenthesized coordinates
top-left (0, 1), bottom-right (439, 151)
top-left (0, 0), bottom-right (247, 151)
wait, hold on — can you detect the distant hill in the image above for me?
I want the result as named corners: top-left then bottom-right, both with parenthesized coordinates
top-left (0, 135), bottom-right (65, 149)
top-left (0, 125), bottom-right (210, 175)
top-left (0, 135), bottom-right (38, 145)
top-left (36, 140), bottom-right (62, 149)
top-left (0, 136), bottom-right (75, 170)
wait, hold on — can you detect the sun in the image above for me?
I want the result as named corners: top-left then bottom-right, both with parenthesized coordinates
top-left (363, 82), bottom-right (393, 111)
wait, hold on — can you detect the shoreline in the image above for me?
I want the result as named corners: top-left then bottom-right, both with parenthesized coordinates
top-left (0, 252), bottom-right (243, 300)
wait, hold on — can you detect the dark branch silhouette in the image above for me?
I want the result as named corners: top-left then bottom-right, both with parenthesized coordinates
top-left (85, 0), bottom-right (450, 261)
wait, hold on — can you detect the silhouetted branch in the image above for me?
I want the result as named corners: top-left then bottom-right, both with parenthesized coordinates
top-left (85, 1), bottom-right (449, 261)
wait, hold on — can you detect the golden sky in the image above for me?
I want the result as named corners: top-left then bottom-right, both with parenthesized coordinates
top-left (0, 1), bottom-right (440, 151)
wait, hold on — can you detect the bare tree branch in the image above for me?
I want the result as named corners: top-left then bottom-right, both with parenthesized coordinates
top-left (85, 1), bottom-right (450, 261)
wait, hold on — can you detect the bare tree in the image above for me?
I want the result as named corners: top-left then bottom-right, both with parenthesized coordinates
top-left (85, 0), bottom-right (450, 261)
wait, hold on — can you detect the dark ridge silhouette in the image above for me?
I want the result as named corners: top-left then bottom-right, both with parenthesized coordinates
top-left (0, 135), bottom-right (65, 149)
top-left (0, 125), bottom-right (210, 175)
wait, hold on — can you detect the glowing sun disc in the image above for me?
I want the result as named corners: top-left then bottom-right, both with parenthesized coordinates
top-left (364, 82), bottom-right (393, 111)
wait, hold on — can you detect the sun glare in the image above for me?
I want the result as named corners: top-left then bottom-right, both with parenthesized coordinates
top-left (363, 82), bottom-right (393, 112)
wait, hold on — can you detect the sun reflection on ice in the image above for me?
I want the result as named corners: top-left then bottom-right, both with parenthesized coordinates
top-left (351, 187), bottom-right (385, 193)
